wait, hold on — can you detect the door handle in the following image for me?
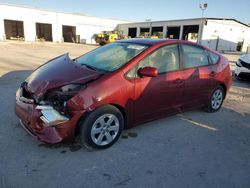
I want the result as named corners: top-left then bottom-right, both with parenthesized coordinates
top-left (174, 78), bottom-right (184, 84)
top-left (210, 71), bottom-right (216, 77)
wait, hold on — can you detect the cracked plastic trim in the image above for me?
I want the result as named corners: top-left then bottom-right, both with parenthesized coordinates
top-left (36, 105), bottom-right (69, 127)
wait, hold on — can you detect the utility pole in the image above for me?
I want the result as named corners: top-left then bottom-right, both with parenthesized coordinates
top-left (200, 3), bottom-right (208, 18)
top-left (146, 19), bottom-right (152, 36)
top-left (199, 3), bottom-right (208, 44)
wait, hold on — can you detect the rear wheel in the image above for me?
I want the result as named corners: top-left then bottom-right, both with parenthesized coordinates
top-left (207, 86), bottom-right (225, 113)
top-left (79, 105), bottom-right (124, 149)
top-left (234, 73), bottom-right (240, 80)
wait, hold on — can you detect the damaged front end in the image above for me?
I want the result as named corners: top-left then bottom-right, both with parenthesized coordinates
top-left (15, 82), bottom-right (86, 143)
top-left (37, 84), bottom-right (86, 127)
top-left (36, 105), bottom-right (69, 127)
top-left (15, 53), bottom-right (103, 143)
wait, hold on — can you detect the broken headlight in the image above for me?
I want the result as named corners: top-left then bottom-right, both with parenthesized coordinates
top-left (42, 84), bottom-right (86, 113)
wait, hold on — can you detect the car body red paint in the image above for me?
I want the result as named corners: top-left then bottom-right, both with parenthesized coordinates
top-left (15, 39), bottom-right (232, 144)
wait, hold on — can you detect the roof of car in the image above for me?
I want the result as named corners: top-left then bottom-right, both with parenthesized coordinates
top-left (117, 38), bottom-right (211, 51)
top-left (118, 38), bottom-right (172, 45)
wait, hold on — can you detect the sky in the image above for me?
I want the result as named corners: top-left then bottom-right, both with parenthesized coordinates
top-left (1, 0), bottom-right (250, 24)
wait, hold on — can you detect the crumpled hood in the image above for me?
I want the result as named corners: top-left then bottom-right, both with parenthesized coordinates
top-left (240, 53), bottom-right (250, 64)
top-left (26, 54), bottom-right (103, 97)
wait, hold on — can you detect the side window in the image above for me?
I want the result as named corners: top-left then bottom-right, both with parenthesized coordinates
top-left (125, 66), bottom-right (137, 79)
top-left (138, 44), bottom-right (180, 74)
top-left (208, 51), bottom-right (220, 64)
top-left (183, 45), bottom-right (209, 68)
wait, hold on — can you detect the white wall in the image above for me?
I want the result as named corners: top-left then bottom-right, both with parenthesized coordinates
top-left (118, 18), bottom-right (250, 52)
top-left (0, 16), bottom-right (4, 40)
top-left (201, 19), bottom-right (250, 52)
top-left (0, 4), bottom-right (129, 43)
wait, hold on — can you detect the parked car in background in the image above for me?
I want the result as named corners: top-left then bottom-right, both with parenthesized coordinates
top-left (15, 39), bottom-right (232, 149)
top-left (235, 53), bottom-right (250, 79)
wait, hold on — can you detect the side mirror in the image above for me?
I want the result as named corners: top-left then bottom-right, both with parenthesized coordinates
top-left (138, 67), bottom-right (158, 78)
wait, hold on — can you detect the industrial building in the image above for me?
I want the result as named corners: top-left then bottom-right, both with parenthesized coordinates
top-left (1, 4), bottom-right (250, 52)
top-left (0, 4), bottom-right (129, 44)
top-left (117, 18), bottom-right (250, 52)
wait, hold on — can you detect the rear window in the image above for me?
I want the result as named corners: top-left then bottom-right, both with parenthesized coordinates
top-left (209, 51), bottom-right (220, 64)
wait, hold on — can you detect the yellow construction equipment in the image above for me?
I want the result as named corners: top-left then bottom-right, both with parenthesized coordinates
top-left (94, 30), bottom-right (128, 45)
top-left (138, 32), bottom-right (163, 39)
top-left (151, 32), bottom-right (163, 39)
top-left (138, 32), bottom-right (151, 38)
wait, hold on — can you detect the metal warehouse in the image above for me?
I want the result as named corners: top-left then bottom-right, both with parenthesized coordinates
top-left (0, 4), bottom-right (129, 44)
top-left (1, 4), bottom-right (250, 52)
top-left (117, 18), bottom-right (250, 52)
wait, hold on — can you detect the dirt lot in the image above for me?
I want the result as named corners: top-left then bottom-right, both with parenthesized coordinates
top-left (0, 41), bottom-right (97, 77)
top-left (0, 41), bottom-right (250, 188)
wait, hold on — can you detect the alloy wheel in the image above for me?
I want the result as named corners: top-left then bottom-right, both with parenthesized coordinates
top-left (211, 89), bottom-right (223, 110)
top-left (91, 114), bottom-right (120, 146)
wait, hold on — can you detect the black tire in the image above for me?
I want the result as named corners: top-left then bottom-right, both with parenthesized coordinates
top-left (207, 86), bottom-right (225, 113)
top-left (99, 41), bottom-right (106, 46)
top-left (79, 105), bottom-right (124, 150)
top-left (234, 73), bottom-right (240, 80)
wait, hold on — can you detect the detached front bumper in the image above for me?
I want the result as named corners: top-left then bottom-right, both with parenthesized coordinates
top-left (15, 88), bottom-right (84, 144)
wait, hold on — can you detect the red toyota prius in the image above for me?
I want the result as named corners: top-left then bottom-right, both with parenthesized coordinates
top-left (15, 39), bottom-right (232, 149)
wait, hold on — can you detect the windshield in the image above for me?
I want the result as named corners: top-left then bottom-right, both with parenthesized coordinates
top-left (75, 42), bottom-right (148, 72)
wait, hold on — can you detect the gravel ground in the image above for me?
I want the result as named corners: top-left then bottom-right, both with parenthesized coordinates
top-left (0, 41), bottom-right (97, 77)
top-left (0, 41), bottom-right (250, 188)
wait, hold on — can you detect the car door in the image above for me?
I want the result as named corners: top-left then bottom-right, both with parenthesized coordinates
top-left (207, 50), bottom-right (221, 90)
top-left (130, 44), bottom-right (185, 124)
top-left (181, 44), bottom-right (214, 108)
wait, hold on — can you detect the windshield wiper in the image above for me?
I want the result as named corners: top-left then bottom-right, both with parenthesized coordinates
top-left (80, 63), bottom-right (97, 71)
top-left (73, 59), bottom-right (102, 72)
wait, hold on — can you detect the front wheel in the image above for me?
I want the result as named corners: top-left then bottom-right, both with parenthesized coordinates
top-left (207, 86), bottom-right (225, 113)
top-left (79, 105), bottom-right (124, 149)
